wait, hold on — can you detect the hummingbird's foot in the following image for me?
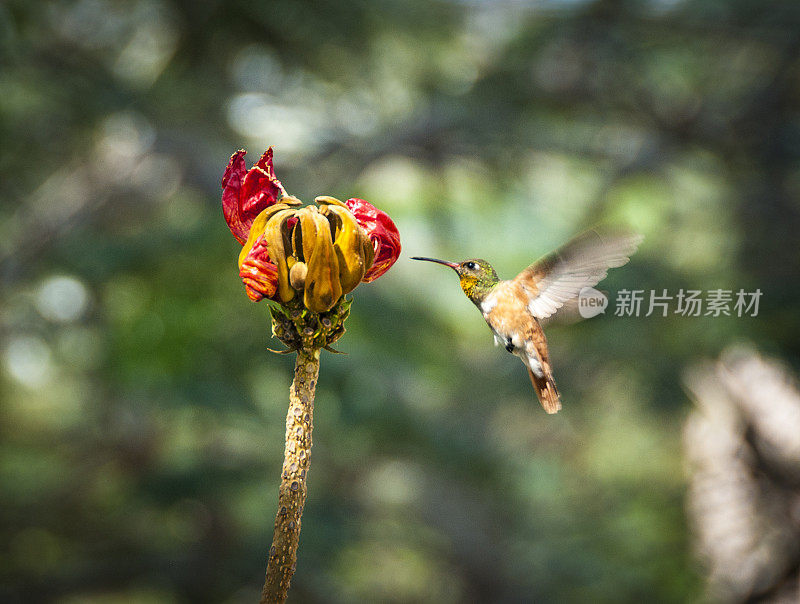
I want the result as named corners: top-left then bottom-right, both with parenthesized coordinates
top-left (505, 338), bottom-right (515, 353)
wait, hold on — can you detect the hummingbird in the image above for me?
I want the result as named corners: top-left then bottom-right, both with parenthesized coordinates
top-left (412, 230), bottom-right (642, 414)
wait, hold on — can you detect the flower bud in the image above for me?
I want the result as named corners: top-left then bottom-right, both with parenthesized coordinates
top-left (289, 262), bottom-right (308, 290)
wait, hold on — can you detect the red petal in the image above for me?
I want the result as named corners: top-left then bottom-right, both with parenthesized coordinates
top-left (345, 198), bottom-right (401, 282)
top-left (256, 147), bottom-right (277, 178)
top-left (239, 236), bottom-right (279, 301)
top-left (240, 167), bottom-right (284, 222)
top-left (222, 148), bottom-right (286, 245)
top-left (222, 150), bottom-right (249, 244)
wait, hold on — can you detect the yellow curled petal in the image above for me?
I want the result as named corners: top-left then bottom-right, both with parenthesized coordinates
top-left (238, 202), bottom-right (294, 268)
top-left (292, 206), bottom-right (320, 263)
top-left (291, 207), bottom-right (305, 261)
top-left (314, 195), bottom-right (348, 208)
top-left (361, 229), bottom-right (375, 274)
top-left (280, 195), bottom-right (303, 206)
top-left (304, 211), bottom-right (342, 312)
top-left (322, 205), bottom-right (367, 294)
top-left (264, 208), bottom-right (297, 303)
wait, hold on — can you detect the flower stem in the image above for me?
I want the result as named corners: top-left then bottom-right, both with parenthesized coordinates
top-left (261, 347), bottom-right (320, 603)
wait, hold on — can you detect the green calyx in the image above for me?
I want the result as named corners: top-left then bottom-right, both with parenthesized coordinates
top-left (268, 296), bottom-right (353, 354)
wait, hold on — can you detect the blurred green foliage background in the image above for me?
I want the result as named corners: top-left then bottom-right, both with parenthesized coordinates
top-left (2, 0), bottom-right (799, 602)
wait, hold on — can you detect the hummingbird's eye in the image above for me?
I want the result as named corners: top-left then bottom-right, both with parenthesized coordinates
top-left (465, 261), bottom-right (476, 270)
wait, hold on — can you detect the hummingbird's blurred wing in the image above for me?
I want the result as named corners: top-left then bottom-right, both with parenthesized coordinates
top-left (513, 230), bottom-right (643, 320)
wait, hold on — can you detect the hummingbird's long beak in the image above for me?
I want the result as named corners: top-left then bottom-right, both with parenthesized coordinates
top-left (411, 257), bottom-right (459, 269)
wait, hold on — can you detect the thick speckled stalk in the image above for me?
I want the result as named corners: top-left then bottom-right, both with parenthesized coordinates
top-left (260, 347), bottom-right (320, 603)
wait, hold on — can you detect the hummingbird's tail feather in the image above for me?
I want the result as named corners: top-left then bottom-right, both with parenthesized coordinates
top-left (527, 368), bottom-right (561, 414)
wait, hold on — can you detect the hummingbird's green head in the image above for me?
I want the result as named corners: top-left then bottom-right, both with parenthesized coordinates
top-left (411, 256), bottom-right (499, 304)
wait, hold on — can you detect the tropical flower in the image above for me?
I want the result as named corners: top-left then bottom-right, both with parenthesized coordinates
top-left (221, 148), bottom-right (401, 312)
top-left (221, 147), bottom-right (403, 603)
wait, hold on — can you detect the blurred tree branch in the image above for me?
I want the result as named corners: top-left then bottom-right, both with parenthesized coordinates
top-left (684, 347), bottom-right (800, 602)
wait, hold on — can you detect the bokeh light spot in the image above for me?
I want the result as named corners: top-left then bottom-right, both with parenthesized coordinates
top-left (36, 275), bottom-right (89, 323)
top-left (4, 336), bottom-right (54, 388)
